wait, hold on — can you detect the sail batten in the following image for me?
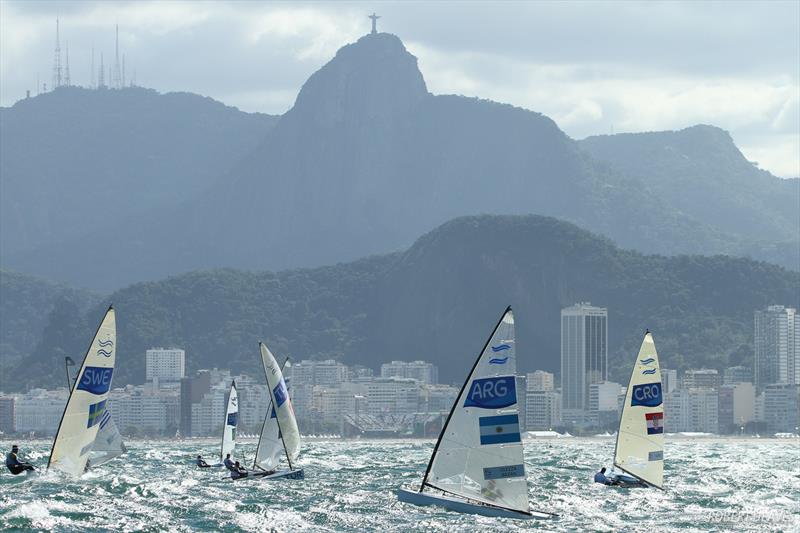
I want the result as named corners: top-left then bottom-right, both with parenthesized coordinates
top-left (420, 307), bottom-right (531, 514)
top-left (48, 306), bottom-right (116, 476)
top-left (613, 332), bottom-right (664, 489)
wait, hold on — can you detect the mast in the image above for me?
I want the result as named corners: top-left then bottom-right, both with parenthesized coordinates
top-left (420, 306), bottom-right (512, 491)
top-left (260, 342), bottom-right (294, 471)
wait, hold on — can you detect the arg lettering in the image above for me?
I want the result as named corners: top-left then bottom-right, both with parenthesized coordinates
top-left (464, 376), bottom-right (517, 409)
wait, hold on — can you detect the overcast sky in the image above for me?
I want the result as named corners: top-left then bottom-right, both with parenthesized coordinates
top-left (2, 0), bottom-right (798, 177)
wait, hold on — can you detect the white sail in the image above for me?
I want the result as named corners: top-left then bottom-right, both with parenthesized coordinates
top-left (259, 343), bottom-right (300, 466)
top-left (65, 357), bottom-right (126, 468)
top-left (253, 359), bottom-right (290, 471)
top-left (614, 332), bottom-right (664, 489)
top-left (220, 381), bottom-right (239, 462)
top-left (422, 307), bottom-right (530, 515)
top-left (48, 306), bottom-right (116, 476)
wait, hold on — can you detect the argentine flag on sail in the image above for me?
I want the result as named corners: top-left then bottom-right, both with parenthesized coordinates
top-left (478, 414), bottom-right (521, 445)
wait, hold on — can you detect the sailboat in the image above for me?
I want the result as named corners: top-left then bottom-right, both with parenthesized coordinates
top-left (608, 331), bottom-right (664, 489)
top-left (243, 342), bottom-right (303, 480)
top-left (64, 356), bottom-right (127, 468)
top-left (48, 306), bottom-right (117, 476)
top-left (397, 307), bottom-right (555, 519)
top-left (219, 381), bottom-right (239, 464)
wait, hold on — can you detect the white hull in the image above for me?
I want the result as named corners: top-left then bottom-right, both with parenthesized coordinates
top-left (396, 487), bottom-right (554, 520)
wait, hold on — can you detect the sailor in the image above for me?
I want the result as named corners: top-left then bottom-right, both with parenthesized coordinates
top-left (223, 453), bottom-right (235, 471)
top-left (593, 467), bottom-right (617, 485)
top-left (230, 461), bottom-right (248, 480)
top-left (5, 445), bottom-right (35, 475)
top-left (196, 455), bottom-right (210, 468)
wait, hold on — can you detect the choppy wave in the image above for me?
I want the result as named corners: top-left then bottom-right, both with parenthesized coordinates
top-left (1, 438), bottom-right (798, 532)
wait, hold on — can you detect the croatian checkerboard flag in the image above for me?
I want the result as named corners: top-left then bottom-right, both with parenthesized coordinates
top-left (645, 412), bottom-right (664, 435)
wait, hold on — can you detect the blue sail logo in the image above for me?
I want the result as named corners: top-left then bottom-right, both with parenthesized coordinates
top-left (489, 357), bottom-right (509, 365)
top-left (491, 344), bottom-right (511, 353)
top-left (642, 368), bottom-right (657, 375)
top-left (464, 376), bottom-right (517, 409)
top-left (639, 358), bottom-right (655, 365)
top-left (77, 367), bottom-right (113, 395)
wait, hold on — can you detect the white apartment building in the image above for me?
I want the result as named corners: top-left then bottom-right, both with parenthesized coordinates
top-left (366, 378), bottom-right (419, 416)
top-left (588, 381), bottom-right (623, 412)
top-left (13, 389), bottom-right (68, 434)
top-left (755, 305), bottom-right (799, 390)
top-left (289, 360), bottom-right (350, 388)
top-left (525, 390), bottom-right (561, 430)
top-left (527, 371), bottom-right (554, 392)
top-left (380, 361), bottom-right (439, 385)
top-left (718, 382), bottom-right (755, 433)
top-left (146, 348), bottom-right (186, 383)
top-left (665, 388), bottom-right (719, 433)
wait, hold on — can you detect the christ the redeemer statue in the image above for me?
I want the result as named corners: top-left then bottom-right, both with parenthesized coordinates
top-left (369, 12), bottom-right (380, 34)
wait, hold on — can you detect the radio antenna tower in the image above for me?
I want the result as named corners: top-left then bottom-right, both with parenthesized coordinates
top-left (112, 24), bottom-right (122, 89)
top-left (98, 53), bottom-right (106, 88)
top-left (122, 54), bottom-right (126, 87)
top-left (64, 42), bottom-right (71, 86)
top-left (91, 47), bottom-right (95, 89)
top-left (52, 18), bottom-right (62, 89)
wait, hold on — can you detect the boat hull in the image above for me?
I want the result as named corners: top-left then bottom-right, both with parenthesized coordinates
top-left (396, 487), bottom-right (554, 520)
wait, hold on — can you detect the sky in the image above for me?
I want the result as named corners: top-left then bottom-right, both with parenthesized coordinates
top-left (1, 0), bottom-right (798, 177)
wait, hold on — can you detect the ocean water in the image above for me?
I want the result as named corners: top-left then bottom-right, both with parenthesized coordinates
top-left (0, 437), bottom-right (798, 532)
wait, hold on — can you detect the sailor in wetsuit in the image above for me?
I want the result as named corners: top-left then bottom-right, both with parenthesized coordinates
top-left (196, 455), bottom-right (210, 468)
top-left (593, 467), bottom-right (618, 486)
top-left (230, 461), bottom-right (248, 480)
top-left (5, 445), bottom-right (35, 475)
top-left (223, 453), bottom-right (235, 472)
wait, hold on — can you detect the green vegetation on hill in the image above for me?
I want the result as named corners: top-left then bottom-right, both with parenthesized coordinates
top-left (4, 215), bottom-right (797, 391)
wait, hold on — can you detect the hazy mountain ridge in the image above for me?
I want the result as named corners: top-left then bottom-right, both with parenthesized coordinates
top-left (2, 32), bottom-right (797, 290)
top-left (5, 215), bottom-right (797, 392)
top-left (0, 86), bottom-right (278, 260)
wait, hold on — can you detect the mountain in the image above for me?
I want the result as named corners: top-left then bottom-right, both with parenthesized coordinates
top-left (4, 33), bottom-right (797, 290)
top-left (6, 215), bottom-right (797, 392)
top-left (580, 126), bottom-right (800, 268)
top-left (0, 269), bottom-right (100, 375)
top-left (0, 86), bottom-right (278, 263)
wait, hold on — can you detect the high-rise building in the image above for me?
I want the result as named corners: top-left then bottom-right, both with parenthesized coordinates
top-left (718, 382), bottom-right (755, 433)
top-left (682, 369), bottom-right (720, 390)
top-left (380, 361), bottom-right (438, 384)
top-left (723, 366), bottom-right (754, 385)
top-left (755, 306), bottom-right (799, 390)
top-left (0, 396), bottom-right (15, 434)
top-left (763, 384), bottom-right (800, 433)
top-left (527, 371), bottom-right (554, 392)
top-left (561, 302), bottom-right (607, 411)
top-left (289, 360), bottom-right (350, 388)
top-left (661, 369), bottom-right (678, 394)
top-left (13, 389), bottom-right (68, 434)
top-left (146, 348), bottom-right (186, 383)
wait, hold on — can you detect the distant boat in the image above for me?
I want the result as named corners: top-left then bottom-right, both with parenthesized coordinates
top-left (609, 331), bottom-right (664, 489)
top-left (48, 306), bottom-right (116, 476)
top-left (397, 307), bottom-right (555, 519)
top-left (219, 381), bottom-right (239, 464)
top-left (245, 342), bottom-right (303, 480)
top-left (64, 355), bottom-right (127, 468)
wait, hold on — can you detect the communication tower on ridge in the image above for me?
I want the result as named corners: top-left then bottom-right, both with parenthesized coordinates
top-left (112, 24), bottom-right (122, 89)
top-left (64, 42), bottom-right (71, 86)
top-left (52, 18), bottom-right (62, 90)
